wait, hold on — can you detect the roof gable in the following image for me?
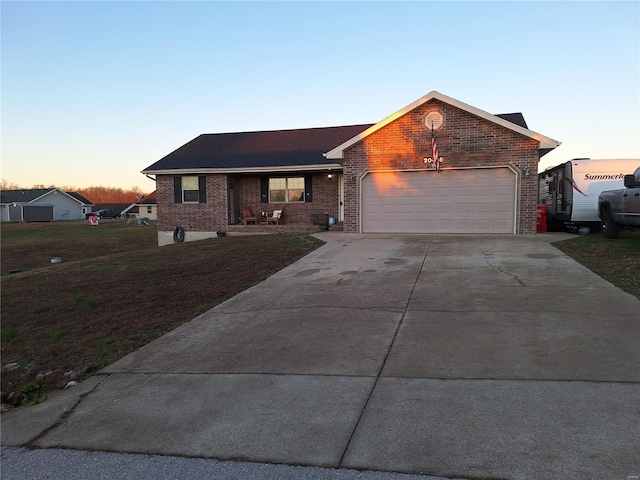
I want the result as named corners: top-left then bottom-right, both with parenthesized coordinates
top-left (1, 188), bottom-right (93, 206)
top-left (37, 188), bottom-right (94, 206)
top-left (325, 91), bottom-right (560, 159)
top-left (140, 191), bottom-right (157, 204)
top-left (143, 124), bottom-right (373, 174)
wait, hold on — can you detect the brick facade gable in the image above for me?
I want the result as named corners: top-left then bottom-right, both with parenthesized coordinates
top-left (342, 99), bottom-right (540, 234)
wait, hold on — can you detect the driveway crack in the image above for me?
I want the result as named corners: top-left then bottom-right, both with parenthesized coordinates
top-left (25, 374), bottom-right (111, 447)
top-left (483, 249), bottom-right (526, 287)
top-left (338, 235), bottom-right (434, 466)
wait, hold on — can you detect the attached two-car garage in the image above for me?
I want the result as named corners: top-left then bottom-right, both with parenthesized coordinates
top-left (326, 92), bottom-right (561, 235)
top-left (361, 167), bottom-right (516, 234)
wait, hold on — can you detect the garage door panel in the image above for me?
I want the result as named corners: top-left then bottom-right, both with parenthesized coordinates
top-left (493, 204), bottom-right (512, 213)
top-left (470, 186), bottom-right (493, 196)
top-left (494, 186), bottom-right (514, 195)
top-left (454, 204), bottom-right (472, 214)
top-left (492, 220), bottom-right (511, 229)
top-left (380, 205), bottom-right (400, 215)
top-left (362, 169), bottom-right (515, 234)
top-left (398, 206), bottom-right (418, 214)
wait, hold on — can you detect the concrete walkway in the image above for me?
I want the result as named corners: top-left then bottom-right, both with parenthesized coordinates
top-left (2, 233), bottom-right (639, 480)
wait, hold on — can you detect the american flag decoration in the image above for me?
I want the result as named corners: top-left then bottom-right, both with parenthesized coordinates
top-left (431, 124), bottom-right (441, 174)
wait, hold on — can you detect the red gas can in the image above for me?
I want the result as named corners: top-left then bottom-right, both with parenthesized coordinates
top-left (536, 204), bottom-right (548, 233)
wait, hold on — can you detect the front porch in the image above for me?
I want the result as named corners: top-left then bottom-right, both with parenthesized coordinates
top-left (155, 172), bottom-right (345, 245)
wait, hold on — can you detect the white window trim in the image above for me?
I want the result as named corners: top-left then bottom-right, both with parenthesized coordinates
top-left (182, 176), bottom-right (200, 203)
top-left (269, 176), bottom-right (305, 203)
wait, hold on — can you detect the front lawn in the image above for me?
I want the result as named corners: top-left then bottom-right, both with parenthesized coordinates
top-left (552, 230), bottom-right (640, 300)
top-left (1, 221), bottom-right (324, 408)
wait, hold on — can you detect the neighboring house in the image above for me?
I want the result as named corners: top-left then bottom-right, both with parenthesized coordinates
top-left (142, 91), bottom-right (561, 245)
top-left (0, 188), bottom-right (93, 222)
top-left (122, 191), bottom-right (158, 220)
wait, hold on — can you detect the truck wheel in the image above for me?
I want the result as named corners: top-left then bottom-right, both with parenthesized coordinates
top-left (600, 209), bottom-right (621, 239)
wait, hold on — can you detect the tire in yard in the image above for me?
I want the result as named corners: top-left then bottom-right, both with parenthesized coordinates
top-left (600, 208), bottom-right (621, 239)
top-left (173, 226), bottom-right (185, 243)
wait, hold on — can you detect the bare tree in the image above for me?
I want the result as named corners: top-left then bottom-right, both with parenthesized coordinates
top-left (0, 179), bottom-right (151, 203)
top-left (0, 179), bottom-right (21, 191)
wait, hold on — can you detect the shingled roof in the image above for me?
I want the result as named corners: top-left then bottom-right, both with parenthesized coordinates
top-left (495, 113), bottom-right (528, 129)
top-left (1, 189), bottom-right (53, 203)
top-left (66, 192), bottom-right (93, 204)
top-left (142, 124), bottom-right (374, 174)
top-left (1, 188), bottom-right (93, 205)
top-left (143, 107), bottom-right (539, 175)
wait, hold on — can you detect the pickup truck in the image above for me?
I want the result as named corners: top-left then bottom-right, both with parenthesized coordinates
top-left (95, 209), bottom-right (121, 219)
top-left (598, 166), bottom-right (640, 238)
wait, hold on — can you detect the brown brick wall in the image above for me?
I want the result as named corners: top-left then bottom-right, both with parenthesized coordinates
top-left (157, 173), bottom-right (340, 232)
top-left (157, 175), bottom-right (228, 232)
top-left (342, 99), bottom-right (540, 234)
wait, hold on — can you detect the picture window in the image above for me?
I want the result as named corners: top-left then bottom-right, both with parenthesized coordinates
top-left (269, 177), bottom-right (305, 203)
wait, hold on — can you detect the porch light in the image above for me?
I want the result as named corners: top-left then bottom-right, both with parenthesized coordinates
top-left (327, 173), bottom-right (333, 179)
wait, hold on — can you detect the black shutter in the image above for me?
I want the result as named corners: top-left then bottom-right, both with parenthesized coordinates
top-left (261, 177), bottom-right (269, 203)
top-left (304, 176), bottom-right (313, 203)
top-left (198, 176), bottom-right (206, 203)
top-left (174, 177), bottom-right (182, 204)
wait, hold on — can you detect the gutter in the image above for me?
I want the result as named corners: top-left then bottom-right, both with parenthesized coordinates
top-left (141, 163), bottom-right (344, 176)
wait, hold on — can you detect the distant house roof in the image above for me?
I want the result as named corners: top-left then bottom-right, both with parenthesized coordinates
top-left (140, 191), bottom-right (156, 204)
top-left (1, 189), bottom-right (52, 204)
top-left (123, 192), bottom-right (156, 215)
top-left (66, 192), bottom-right (93, 205)
top-left (142, 125), bottom-right (374, 175)
top-left (1, 188), bottom-right (93, 206)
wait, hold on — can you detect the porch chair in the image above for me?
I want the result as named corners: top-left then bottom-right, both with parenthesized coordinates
top-left (240, 206), bottom-right (258, 225)
top-left (265, 205), bottom-right (284, 225)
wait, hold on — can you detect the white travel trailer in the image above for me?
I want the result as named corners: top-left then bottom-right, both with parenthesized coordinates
top-left (538, 158), bottom-right (640, 230)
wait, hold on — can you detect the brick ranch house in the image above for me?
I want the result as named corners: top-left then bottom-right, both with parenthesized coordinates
top-left (142, 91), bottom-right (560, 245)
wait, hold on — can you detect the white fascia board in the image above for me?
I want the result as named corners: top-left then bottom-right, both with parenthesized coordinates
top-left (141, 163), bottom-right (344, 176)
top-left (437, 92), bottom-right (562, 151)
top-left (35, 188), bottom-right (87, 205)
top-left (325, 91), bottom-right (561, 159)
top-left (122, 203), bottom-right (137, 214)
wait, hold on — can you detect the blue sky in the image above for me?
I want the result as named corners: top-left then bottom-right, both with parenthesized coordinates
top-left (2, 1), bottom-right (639, 192)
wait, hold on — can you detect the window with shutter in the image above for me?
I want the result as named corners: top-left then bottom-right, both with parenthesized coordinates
top-left (268, 177), bottom-right (307, 203)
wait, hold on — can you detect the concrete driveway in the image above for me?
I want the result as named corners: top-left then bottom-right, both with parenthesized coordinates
top-left (3, 233), bottom-right (639, 480)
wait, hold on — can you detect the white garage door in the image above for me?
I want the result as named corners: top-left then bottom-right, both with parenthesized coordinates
top-left (361, 168), bottom-right (516, 233)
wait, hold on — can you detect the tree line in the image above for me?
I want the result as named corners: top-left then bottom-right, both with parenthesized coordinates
top-left (0, 179), bottom-right (150, 204)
